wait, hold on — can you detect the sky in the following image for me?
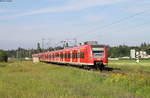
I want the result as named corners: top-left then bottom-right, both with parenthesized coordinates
top-left (0, 0), bottom-right (150, 50)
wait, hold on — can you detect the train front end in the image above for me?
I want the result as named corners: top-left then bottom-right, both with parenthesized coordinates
top-left (91, 45), bottom-right (108, 69)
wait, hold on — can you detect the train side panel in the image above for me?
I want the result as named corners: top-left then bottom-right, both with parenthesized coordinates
top-left (32, 44), bottom-right (108, 67)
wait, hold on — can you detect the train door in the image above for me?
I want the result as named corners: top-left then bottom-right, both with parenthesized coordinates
top-left (55, 52), bottom-right (58, 61)
top-left (60, 52), bottom-right (63, 62)
top-left (67, 51), bottom-right (70, 62)
top-left (52, 53), bottom-right (54, 61)
top-left (85, 46), bottom-right (90, 64)
top-left (87, 46), bottom-right (93, 64)
top-left (72, 50), bottom-right (78, 63)
top-left (70, 50), bottom-right (72, 63)
top-left (77, 49), bottom-right (80, 63)
top-left (48, 53), bottom-right (50, 61)
top-left (58, 52), bottom-right (60, 62)
top-left (104, 46), bottom-right (108, 64)
top-left (49, 53), bottom-right (52, 61)
top-left (80, 48), bottom-right (85, 63)
top-left (65, 51), bottom-right (68, 62)
top-left (72, 50), bottom-right (75, 62)
top-left (46, 54), bottom-right (48, 61)
top-left (62, 51), bottom-right (65, 62)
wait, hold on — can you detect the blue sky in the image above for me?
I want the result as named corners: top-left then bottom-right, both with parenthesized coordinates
top-left (0, 0), bottom-right (150, 49)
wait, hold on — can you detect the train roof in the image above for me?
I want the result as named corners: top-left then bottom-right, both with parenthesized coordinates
top-left (32, 44), bottom-right (107, 56)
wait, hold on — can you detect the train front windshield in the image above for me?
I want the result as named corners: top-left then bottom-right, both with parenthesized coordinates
top-left (92, 46), bottom-right (104, 58)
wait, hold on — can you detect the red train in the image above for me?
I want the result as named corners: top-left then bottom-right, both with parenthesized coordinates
top-left (32, 44), bottom-right (108, 69)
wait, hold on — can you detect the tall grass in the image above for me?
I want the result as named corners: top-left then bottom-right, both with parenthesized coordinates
top-left (0, 60), bottom-right (149, 98)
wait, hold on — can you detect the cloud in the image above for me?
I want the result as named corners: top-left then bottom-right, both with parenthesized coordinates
top-left (0, 0), bottom-right (125, 19)
top-left (0, 9), bottom-right (10, 13)
top-left (85, 14), bottom-right (106, 22)
top-left (125, 6), bottom-right (150, 14)
top-left (121, 0), bottom-right (150, 14)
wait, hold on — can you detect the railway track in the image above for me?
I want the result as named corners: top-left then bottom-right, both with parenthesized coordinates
top-left (47, 62), bottom-right (120, 73)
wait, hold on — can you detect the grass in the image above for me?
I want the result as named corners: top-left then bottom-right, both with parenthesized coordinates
top-left (0, 60), bottom-right (150, 98)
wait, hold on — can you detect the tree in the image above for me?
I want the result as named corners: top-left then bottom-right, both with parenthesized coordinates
top-left (0, 50), bottom-right (8, 62)
top-left (109, 45), bottom-right (130, 58)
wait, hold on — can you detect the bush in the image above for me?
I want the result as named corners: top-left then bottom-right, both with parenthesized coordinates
top-left (0, 50), bottom-right (8, 62)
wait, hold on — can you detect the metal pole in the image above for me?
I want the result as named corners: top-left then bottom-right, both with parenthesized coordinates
top-left (42, 38), bottom-right (44, 52)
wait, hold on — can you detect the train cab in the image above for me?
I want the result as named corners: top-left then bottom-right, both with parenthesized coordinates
top-left (91, 45), bottom-right (108, 69)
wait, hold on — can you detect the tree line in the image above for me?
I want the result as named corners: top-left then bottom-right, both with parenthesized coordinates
top-left (6, 43), bottom-right (64, 59)
top-left (0, 50), bottom-right (8, 62)
top-left (1, 42), bottom-right (150, 62)
top-left (108, 43), bottom-right (150, 58)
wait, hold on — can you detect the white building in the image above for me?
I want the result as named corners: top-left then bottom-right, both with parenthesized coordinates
top-left (130, 49), bottom-right (136, 59)
top-left (130, 49), bottom-right (149, 59)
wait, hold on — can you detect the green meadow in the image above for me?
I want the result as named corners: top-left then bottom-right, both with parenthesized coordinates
top-left (0, 60), bottom-right (150, 98)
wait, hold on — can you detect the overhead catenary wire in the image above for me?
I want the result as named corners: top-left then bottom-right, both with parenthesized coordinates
top-left (112, 21), bottom-right (150, 33)
top-left (39, 8), bottom-right (150, 47)
top-left (75, 8), bottom-right (150, 38)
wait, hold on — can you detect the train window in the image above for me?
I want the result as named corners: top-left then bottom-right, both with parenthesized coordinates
top-left (63, 53), bottom-right (65, 59)
top-left (64, 53), bottom-right (66, 59)
top-left (92, 47), bottom-right (104, 57)
top-left (80, 52), bottom-right (84, 58)
top-left (70, 53), bottom-right (72, 58)
top-left (58, 53), bottom-right (60, 58)
top-left (72, 52), bottom-right (77, 58)
top-left (66, 53), bottom-right (68, 59)
top-left (68, 53), bottom-right (70, 58)
top-left (53, 54), bottom-right (54, 59)
top-left (73, 53), bottom-right (74, 58)
top-left (61, 53), bottom-right (63, 59)
top-left (75, 53), bottom-right (77, 58)
top-left (72, 51), bottom-right (74, 59)
top-left (72, 53), bottom-right (74, 58)
top-left (55, 53), bottom-right (59, 58)
top-left (54, 54), bottom-right (56, 58)
top-left (77, 53), bottom-right (80, 58)
top-left (74, 53), bottom-right (76, 58)
top-left (60, 54), bottom-right (62, 59)
top-left (61, 53), bottom-right (64, 59)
